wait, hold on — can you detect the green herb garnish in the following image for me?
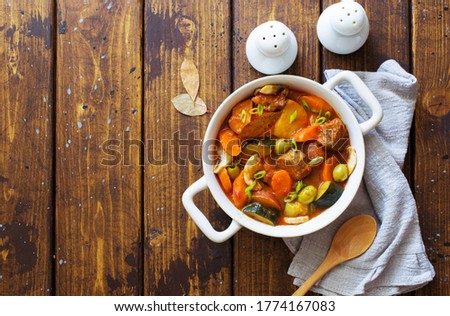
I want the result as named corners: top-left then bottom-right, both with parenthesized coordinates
top-left (315, 116), bottom-right (327, 125)
top-left (240, 110), bottom-right (247, 122)
top-left (301, 99), bottom-right (310, 111)
top-left (254, 170), bottom-right (267, 180)
top-left (295, 180), bottom-right (305, 193)
top-left (257, 103), bottom-right (264, 116)
top-left (314, 109), bottom-right (328, 125)
top-left (289, 110), bottom-right (298, 124)
top-left (245, 181), bottom-right (257, 200)
top-left (284, 181), bottom-right (305, 203)
top-left (284, 192), bottom-right (298, 203)
top-left (291, 139), bottom-right (298, 151)
top-left (248, 107), bottom-right (258, 115)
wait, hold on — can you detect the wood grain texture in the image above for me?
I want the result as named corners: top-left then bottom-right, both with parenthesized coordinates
top-left (55, 0), bottom-right (142, 295)
top-left (144, 0), bottom-right (233, 295)
top-left (232, 0), bottom-right (320, 296)
top-left (0, 0), bottom-right (447, 297)
top-left (0, 0), bottom-right (54, 295)
top-left (412, 0), bottom-right (449, 296)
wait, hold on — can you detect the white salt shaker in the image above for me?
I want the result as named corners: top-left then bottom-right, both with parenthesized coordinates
top-left (246, 21), bottom-right (298, 75)
top-left (317, 0), bottom-right (369, 55)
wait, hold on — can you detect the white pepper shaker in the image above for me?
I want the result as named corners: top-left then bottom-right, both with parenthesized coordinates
top-left (317, 0), bottom-right (369, 55)
top-left (246, 21), bottom-right (298, 75)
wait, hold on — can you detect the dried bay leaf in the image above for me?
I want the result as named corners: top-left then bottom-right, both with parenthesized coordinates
top-left (174, 58), bottom-right (205, 116)
top-left (171, 93), bottom-right (207, 116)
top-left (180, 58), bottom-right (200, 102)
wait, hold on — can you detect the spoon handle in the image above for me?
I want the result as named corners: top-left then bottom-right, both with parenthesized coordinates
top-left (292, 256), bottom-right (342, 296)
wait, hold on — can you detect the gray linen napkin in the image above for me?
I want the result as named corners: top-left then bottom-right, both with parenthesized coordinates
top-left (284, 60), bottom-right (435, 296)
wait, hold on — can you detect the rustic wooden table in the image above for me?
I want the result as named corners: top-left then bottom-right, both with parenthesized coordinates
top-left (0, 0), bottom-right (448, 296)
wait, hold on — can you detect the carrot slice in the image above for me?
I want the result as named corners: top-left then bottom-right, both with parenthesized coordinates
top-left (232, 171), bottom-right (248, 209)
top-left (219, 128), bottom-right (241, 156)
top-left (218, 168), bottom-right (232, 194)
top-left (270, 170), bottom-right (293, 197)
top-left (252, 189), bottom-right (282, 210)
top-left (321, 156), bottom-right (339, 181)
top-left (228, 99), bottom-right (253, 134)
top-left (293, 125), bottom-right (320, 142)
top-left (301, 95), bottom-right (336, 117)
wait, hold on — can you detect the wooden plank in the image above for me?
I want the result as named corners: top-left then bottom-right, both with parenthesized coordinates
top-left (144, 0), bottom-right (233, 295)
top-left (0, 0), bottom-right (54, 295)
top-left (232, 0), bottom-right (321, 295)
top-left (412, 0), bottom-right (449, 296)
top-left (55, 0), bottom-right (142, 295)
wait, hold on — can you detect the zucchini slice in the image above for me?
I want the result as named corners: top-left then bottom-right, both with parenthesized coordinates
top-left (314, 181), bottom-right (344, 208)
top-left (242, 202), bottom-right (280, 226)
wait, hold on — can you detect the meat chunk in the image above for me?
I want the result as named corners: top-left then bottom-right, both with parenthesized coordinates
top-left (317, 118), bottom-right (348, 150)
top-left (276, 150), bottom-right (312, 181)
top-left (251, 89), bottom-right (288, 112)
top-left (306, 141), bottom-right (325, 160)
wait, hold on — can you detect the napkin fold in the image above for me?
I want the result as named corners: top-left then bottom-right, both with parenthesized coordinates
top-left (284, 60), bottom-right (435, 296)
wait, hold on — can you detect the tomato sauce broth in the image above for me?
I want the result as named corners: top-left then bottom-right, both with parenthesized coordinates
top-left (214, 85), bottom-right (355, 226)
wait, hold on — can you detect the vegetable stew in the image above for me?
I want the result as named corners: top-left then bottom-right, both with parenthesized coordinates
top-left (214, 85), bottom-right (356, 226)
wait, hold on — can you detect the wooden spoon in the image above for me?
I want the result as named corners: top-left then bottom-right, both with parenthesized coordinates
top-left (292, 214), bottom-right (377, 296)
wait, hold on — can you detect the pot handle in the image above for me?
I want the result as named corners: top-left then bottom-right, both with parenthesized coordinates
top-left (323, 71), bottom-right (383, 135)
top-left (182, 176), bottom-right (242, 243)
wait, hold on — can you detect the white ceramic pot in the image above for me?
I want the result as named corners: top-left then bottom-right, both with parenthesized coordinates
top-left (182, 71), bottom-right (382, 243)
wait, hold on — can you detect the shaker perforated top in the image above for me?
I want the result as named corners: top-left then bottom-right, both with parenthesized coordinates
top-left (246, 21), bottom-right (298, 75)
top-left (317, 0), bottom-right (369, 55)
